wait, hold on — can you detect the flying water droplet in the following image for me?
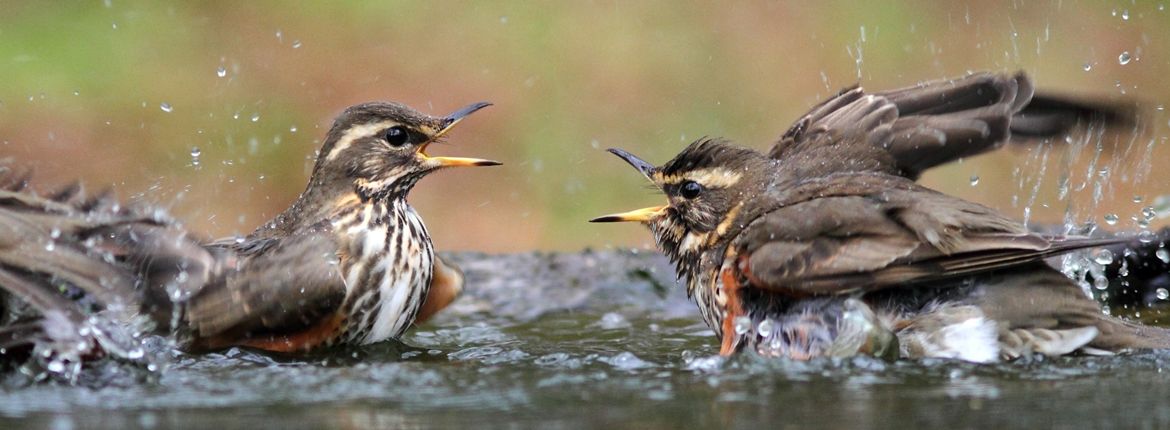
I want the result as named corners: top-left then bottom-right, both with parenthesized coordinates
top-left (216, 66), bottom-right (227, 78)
top-left (756, 319), bottom-right (774, 338)
top-left (1104, 213), bottom-right (1119, 225)
top-left (1083, 63), bottom-right (1093, 72)
top-left (46, 360), bottom-right (65, 373)
top-left (1094, 275), bottom-right (1110, 291)
top-left (1094, 249), bottom-right (1114, 265)
top-left (291, 40), bottom-right (302, 49)
top-left (1121, 9), bottom-right (1130, 20)
top-left (1158, 288), bottom-right (1170, 300)
top-left (1119, 51), bottom-right (1132, 65)
top-left (733, 316), bottom-right (751, 335)
top-left (289, 125), bottom-right (298, 133)
top-left (160, 102), bottom-right (173, 113)
top-left (127, 348), bottom-right (145, 359)
top-left (1142, 206), bottom-right (1157, 220)
top-left (1137, 230), bottom-right (1156, 243)
top-left (969, 175), bottom-right (980, 186)
top-left (251, 113), bottom-right (260, 122)
top-left (1156, 249), bottom-right (1169, 264)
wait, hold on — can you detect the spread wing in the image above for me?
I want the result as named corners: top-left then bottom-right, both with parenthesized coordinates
top-left (732, 180), bottom-right (1124, 296)
top-left (0, 168), bottom-right (215, 356)
top-left (770, 72), bottom-right (1131, 179)
top-left (182, 227), bottom-right (347, 349)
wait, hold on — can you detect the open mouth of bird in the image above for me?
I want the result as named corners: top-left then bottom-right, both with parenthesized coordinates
top-left (416, 102), bottom-right (503, 168)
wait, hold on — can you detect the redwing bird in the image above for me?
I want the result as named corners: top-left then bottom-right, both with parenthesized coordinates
top-left (593, 72), bottom-right (1170, 362)
top-left (0, 101), bottom-right (499, 362)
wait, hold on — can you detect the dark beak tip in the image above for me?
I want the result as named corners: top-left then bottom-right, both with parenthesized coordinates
top-left (603, 147), bottom-right (656, 178)
top-left (479, 160), bottom-right (504, 167)
top-left (444, 101), bottom-right (494, 123)
top-left (588, 216), bottom-right (616, 223)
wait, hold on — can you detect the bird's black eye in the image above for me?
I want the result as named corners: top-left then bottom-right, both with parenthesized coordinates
top-left (384, 126), bottom-right (410, 147)
top-left (680, 181), bottom-right (702, 199)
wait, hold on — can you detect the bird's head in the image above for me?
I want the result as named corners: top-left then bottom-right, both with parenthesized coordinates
top-left (312, 101), bottom-right (500, 200)
top-left (591, 138), bottom-right (771, 275)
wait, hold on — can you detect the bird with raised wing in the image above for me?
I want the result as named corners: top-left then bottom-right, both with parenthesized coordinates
top-left (593, 72), bottom-right (1168, 362)
top-left (0, 101), bottom-right (499, 364)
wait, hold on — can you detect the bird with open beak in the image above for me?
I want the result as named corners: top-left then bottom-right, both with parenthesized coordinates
top-left (592, 72), bottom-right (1170, 362)
top-left (0, 101), bottom-right (501, 359)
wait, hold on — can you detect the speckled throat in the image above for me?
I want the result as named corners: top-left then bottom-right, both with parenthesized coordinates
top-left (331, 196), bottom-right (434, 345)
top-left (649, 213), bottom-right (730, 339)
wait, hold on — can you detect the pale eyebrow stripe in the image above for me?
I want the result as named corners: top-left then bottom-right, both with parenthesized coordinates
top-left (658, 167), bottom-right (743, 188)
top-left (325, 120), bottom-right (398, 161)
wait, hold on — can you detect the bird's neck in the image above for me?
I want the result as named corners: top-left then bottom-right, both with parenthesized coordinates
top-left (252, 177), bottom-right (416, 239)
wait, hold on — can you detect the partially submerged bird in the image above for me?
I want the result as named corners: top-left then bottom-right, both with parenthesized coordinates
top-left (0, 101), bottom-right (499, 369)
top-left (593, 72), bottom-right (1169, 362)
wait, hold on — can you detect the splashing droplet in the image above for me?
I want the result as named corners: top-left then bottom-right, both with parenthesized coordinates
top-left (969, 175), bottom-right (980, 186)
top-left (1094, 275), bottom-right (1110, 291)
top-left (160, 102), bottom-right (173, 113)
top-left (756, 319), bottom-right (774, 338)
top-left (733, 316), bottom-right (751, 335)
top-left (1083, 63), bottom-right (1093, 72)
top-left (292, 40), bottom-right (302, 49)
top-left (1121, 9), bottom-right (1130, 20)
top-left (46, 360), bottom-right (65, 373)
top-left (1142, 206), bottom-right (1157, 220)
top-left (1104, 213), bottom-right (1119, 225)
top-left (216, 66), bottom-right (227, 78)
top-left (251, 113), bottom-right (260, 122)
top-left (1156, 249), bottom-right (1169, 264)
top-left (1119, 51), bottom-right (1132, 65)
top-left (289, 125), bottom-right (298, 133)
top-left (1094, 249), bottom-right (1114, 265)
top-left (1158, 288), bottom-right (1170, 301)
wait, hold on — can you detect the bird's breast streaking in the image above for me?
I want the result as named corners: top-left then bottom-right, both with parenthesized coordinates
top-left (333, 198), bottom-right (433, 345)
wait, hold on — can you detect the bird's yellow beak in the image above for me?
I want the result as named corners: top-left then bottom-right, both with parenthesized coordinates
top-left (419, 151), bottom-right (502, 167)
top-left (419, 101), bottom-right (501, 168)
top-left (589, 205), bottom-right (668, 223)
top-left (590, 148), bottom-right (667, 223)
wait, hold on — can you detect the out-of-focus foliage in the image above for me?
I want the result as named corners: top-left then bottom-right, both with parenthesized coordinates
top-left (0, 1), bottom-right (1166, 252)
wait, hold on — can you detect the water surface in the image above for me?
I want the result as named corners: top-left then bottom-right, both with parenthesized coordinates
top-left (2, 251), bottom-right (1169, 429)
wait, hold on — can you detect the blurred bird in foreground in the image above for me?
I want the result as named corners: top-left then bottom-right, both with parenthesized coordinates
top-left (594, 72), bottom-right (1170, 362)
top-left (0, 101), bottom-right (499, 373)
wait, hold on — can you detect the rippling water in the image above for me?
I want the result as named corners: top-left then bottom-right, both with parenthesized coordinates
top-left (3, 251), bottom-right (1170, 429)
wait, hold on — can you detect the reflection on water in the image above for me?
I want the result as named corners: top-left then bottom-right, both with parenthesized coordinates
top-left (2, 251), bottom-right (1170, 428)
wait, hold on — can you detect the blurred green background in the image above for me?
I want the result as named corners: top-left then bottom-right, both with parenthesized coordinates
top-left (0, 1), bottom-right (1167, 253)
